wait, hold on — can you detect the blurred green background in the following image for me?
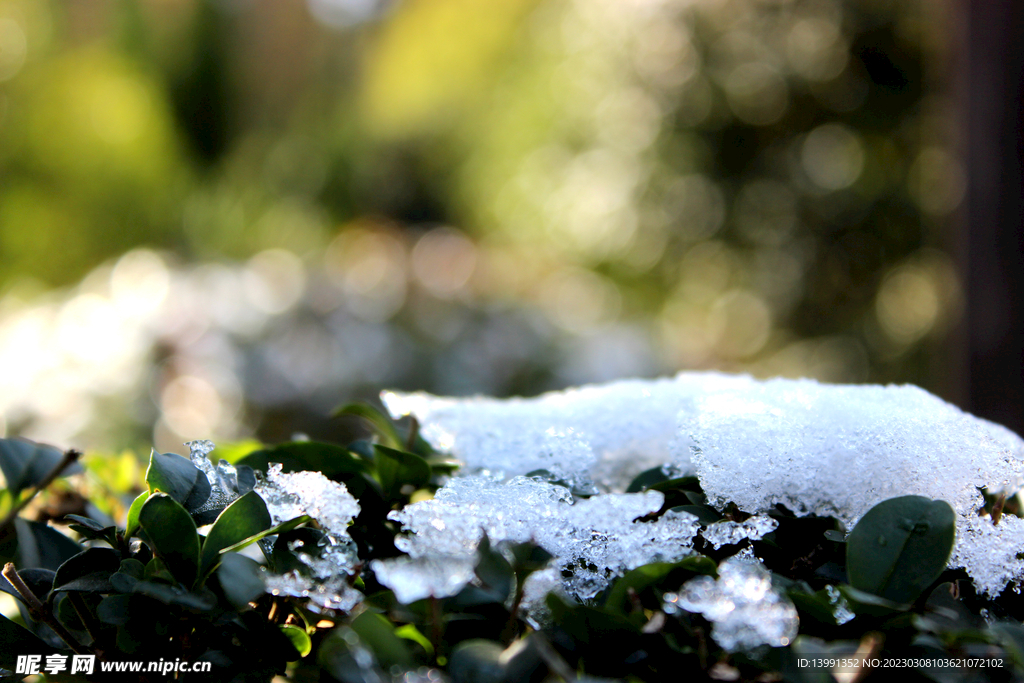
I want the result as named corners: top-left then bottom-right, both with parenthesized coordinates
top-left (0, 0), bottom-right (966, 452)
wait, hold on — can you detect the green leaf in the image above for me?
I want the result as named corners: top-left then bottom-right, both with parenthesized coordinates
top-left (280, 624), bottom-right (312, 659)
top-left (836, 584), bottom-right (909, 618)
top-left (333, 402), bottom-right (404, 449)
top-left (52, 547), bottom-right (120, 595)
top-left (217, 553), bottom-right (266, 610)
top-left (0, 612), bottom-right (54, 668)
top-left (3, 518), bottom-right (84, 571)
top-left (145, 450), bottom-right (203, 505)
top-left (124, 490), bottom-right (150, 540)
top-left (0, 438), bottom-right (81, 497)
top-left (138, 493), bottom-right (201, 587)
top-left (671, 504), bottom-right (722, 526)
top-left (373, 445), bottom-right (430, 500)
top-left (131, 580), bottom-right (216, 610)
top-left (846, 495), bottom-right (955, 604)
top-left (351, 611), bottom-right (413, 670)
top-left (237, 441), bottom-right (371, 480)
top-left (199, 491), bottom-right (272, 578)
top-left (219, 515), bottom-right (312, 556)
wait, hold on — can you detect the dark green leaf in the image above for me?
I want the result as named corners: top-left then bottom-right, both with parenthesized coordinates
top-left (131, 580), bottom-right (216, 610)
top-left (97, 594), bottom-right (133, 625)
top-left (0, 438), bottom-right (81, 497)
top-left (182, 468), bottom-right (214, 520)
top-left (237, 441), bottom-right (371, 480)
top-left (836, 584), bottom-right (909, 618)
top-left (605, 555), bottom-right (717, 614)
top-left (138, 493), bottom-right (200, 587)
top-left (373, 445), bottom-right (430, 500)
top-left (217, 553), bottom-right (266, 610)
top-left (199, 491), bottom-right (272, 578)
top-left (118, 558), bottom-right (145, 580)
top-left (626, 466), bottom-right (671, 493)
top-left (0, 568), bottom-right (54, 605)
top-left (219, 515), bottom-right (312, 556)
top-left (333, 402), bottom-right (404, 450)
top-left (52, 547), bottom-right (120, 594)
top-left (824, 529), bottom-right (846, 543)
top-left (0, 612), bottom-right (54, 668)
top-left (846, 495), bottom-right (955, 604)
top-left (145, 450), bottom-right (202, 505)
top-left (671, 504), bottom-right (721, 526)
top-left (5, 518), bottom-right (84, 571)
top-left (280, 624), bottom-right (312, 659)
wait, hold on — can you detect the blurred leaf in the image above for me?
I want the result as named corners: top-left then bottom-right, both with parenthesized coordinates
top-left (237, 441), bottom-right (370, 480)
top-left (0, 567), bottom-right (54, 605)
top-left (448, 640), bottom-right (506, 683)
top-left (334, 402), bottom-right (404, 450)
top-left (846, 496), bottom-right (955, 604)
top-left (199, 491), bottom-right (271, 579)
top-left (138, 493), bottom-right (200, 587)
top-left (670, 505), bottom-right (721, 526)
top-left (626, 466), bottom-right (671, 493)
top-left (280, 624), bottom-right (312, 659)
top-left (373, 445), bottom-right (430, 500)
top-left (605, 555), bottom-right (717, 615)
top-left (351, 611), bottom-right (413, 670)
top-left (0, 438), bottom-right (80, 497)
top-left (145, 450), bottom-right (203, 505)
top-left (217, 553), bottom-right (266, 610)
top-left (2, 518), bottom-right (84, 571)
top-left (0, 612), bottom-right (54, 668)
top-left (131, 580), bottom-right (216, 610)
top-left (394, 623), bottom-right (433, 657)
top-left (836, 584), bottom-right (909, 618)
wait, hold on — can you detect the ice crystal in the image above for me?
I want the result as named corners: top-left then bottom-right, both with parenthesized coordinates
top-left (701, 515), bottom-right (778, 550)
top-left (388, 475), bottom-right (699, 602)
top-left (186, 439), bottom-right (243, 514)
top-left (664, 554), bottom-right (798, 651)
top-left (825, 584), bottom-right (854, 625)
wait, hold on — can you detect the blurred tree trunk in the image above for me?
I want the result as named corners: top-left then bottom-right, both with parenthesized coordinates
top-left (965, 0), bottom-right (1024, 433)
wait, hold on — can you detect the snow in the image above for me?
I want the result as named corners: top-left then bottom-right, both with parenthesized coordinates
top-left (383, 373), bottom-right (1024, 597)
top-left (702, 515), bottom-right (778, 550)
top-left (369, 555), bottom-right (476, 604)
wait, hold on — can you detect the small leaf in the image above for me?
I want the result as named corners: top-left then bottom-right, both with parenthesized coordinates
top-left (217, 553), bottom-right (266, 610)
top-left (52, 547), bottom-right (120, 595)
top-left (199, 491), bottom-right (272, 579)
top-left (138, 493), bottom-right (201, 587)
top-left (846, 495), bottom-right (955, 604)
top-left (670, 505), bottom-right (721, 527)
top-left (395, 624), bottom-right (434, 657)
top-left (373, 445), bottom-right (430, 500)
top-left (280, 624), bottom-right (313, 659)
top-left (824, 529), bottom-right (847, 543)
top-left (145, 450), bottom-right (202, 505)
top-left (449, 640), bottom-right (506, 683)
top-left (626, 466), bottom-right (671, 493)
top-left (125, 490), bottom-right (150, 540)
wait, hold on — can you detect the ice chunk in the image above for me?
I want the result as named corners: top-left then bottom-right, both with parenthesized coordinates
top-left (825, 584), bottom-right (854, 625)
top-left (663, 554), bottom-right (798, 651)
top-left (701, 515), bottom-right (778, 550)
top-left (382, 372), bottom-right (756, 490)
top-left (389, 475), bottom-right (700, 602)
top-left (255, 464), bottom-right (363, 611)
top-left (680, 377), bottom-right (1024, 595)
top-left (370, 555), bottom-right (476, 604)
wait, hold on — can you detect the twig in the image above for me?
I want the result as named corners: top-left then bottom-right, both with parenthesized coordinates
top-left (0, 449), bottom-right (81, 532)
top-left (530, 632), bottom-right (576, 683)
top-left (991, 492), bottom-right (1007, 525)
top-left (2, 562), bottom-right (88, 655)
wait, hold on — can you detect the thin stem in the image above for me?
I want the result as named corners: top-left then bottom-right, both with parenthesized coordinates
top-left (530, 632), bottom-right (576, 682)
top-left (0, 449), bottom-right (81, 532)
top-left (2, 562), bottom-right (88, 655)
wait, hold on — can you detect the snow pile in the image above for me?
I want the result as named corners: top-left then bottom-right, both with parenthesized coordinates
top-left (663, 552), bottom-right (798, 651)
top-left (388, 475), bottom-right (700, 601)
top-left (382, 372), bottom-right (755, 490)
top-left (384, 373), bottom-right (1024, 597)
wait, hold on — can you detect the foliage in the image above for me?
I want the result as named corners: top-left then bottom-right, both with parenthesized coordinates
top-left (1, 410), bottom-right (1023, 682)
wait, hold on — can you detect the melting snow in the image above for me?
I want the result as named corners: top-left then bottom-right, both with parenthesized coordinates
top-left (663, 552), bottom-right (798, 650)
